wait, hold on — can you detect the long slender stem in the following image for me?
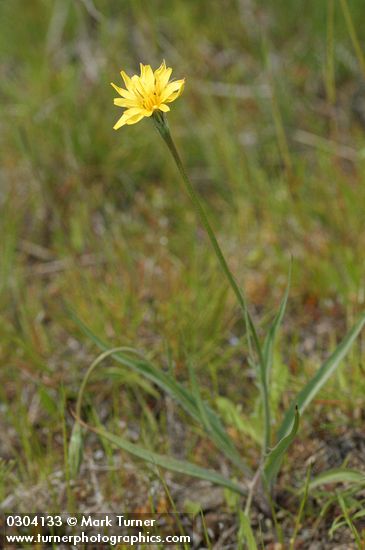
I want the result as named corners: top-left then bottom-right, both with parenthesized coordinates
top-left (244, 465), bottom-right (262, 516)
top-left (76, 347), bottom-right (136, 422)
top-left (153, 113), bottom-right (271, 451)
top-left (340, 0), bottom-right (365, 78)
top-left (326, 0), bottom-right (336, 106)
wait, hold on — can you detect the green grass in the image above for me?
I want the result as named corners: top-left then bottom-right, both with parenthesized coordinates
top-left (1, 0), bottom-right (365, 546)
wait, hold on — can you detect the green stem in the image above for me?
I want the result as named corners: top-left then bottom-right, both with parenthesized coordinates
top-left (340, 0), bottom-right (365, 78)
top-left (76, 347), bottom-right (139, 422)
top-left (153, 113), bottom-right (270, 451)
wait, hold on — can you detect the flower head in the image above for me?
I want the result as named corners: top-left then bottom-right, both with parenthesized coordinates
top-left (111, 61), bottom-right (185, 130)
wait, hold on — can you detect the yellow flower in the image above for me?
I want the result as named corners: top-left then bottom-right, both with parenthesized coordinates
top-left (111, 61), bottom-right (185, 130)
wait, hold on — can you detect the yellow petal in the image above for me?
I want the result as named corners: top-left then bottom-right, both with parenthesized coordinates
top-left (144, 65), bottom-right (155, 88)
top-left (131, 74), bottom-right (147, 97)
top-left (111, 82), bottom-right (134, 99)
top-left (154, 61), bottom-right (172, 91)
top-left (164, 89), bottom-right (184, 103)
top-left (120, 70), bottom-right (134, 92)
top-left (113, 114), bottom-right (128, 130)
top-left (158, 103), bottom-right (170, 112)
top-left (161, 79), bottom-right (185, 103)
top-left (123, 107), bottom-right (146, 118)
top-left (139, 63), bottom-right (155, 91)
top-left (114, 97), bottom-right (139, 108)
top-left (155, 60), bottom-right (166, 72)
top-left (113, 107), bottom-right (146, 130)
top-left (126, 112), bottom-right (148, 125)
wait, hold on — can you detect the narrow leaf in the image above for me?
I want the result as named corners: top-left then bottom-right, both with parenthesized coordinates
top-left (338, 493), bottom-right (362, 547)
top-left (238, 510), bottom-right (258, 550)
top-left (68, 308), bottom-right (252, 476)
top-left (186, 362), bottom-right (248, 477)
top-left (304, 468), bottom-right (365, 492)
top-left (68, 423), bottom-right (84, 478)
top-left (264, 406), bottom-right (300, 486)
top-left (277, 313), bottom-right (365, 440)
top-left (188, 360), bottom-right (215, 439)
top-left (262, 265), bottom-right (291, 385)
top-left (95, 426), bottom-right (247, 496)
top-left (260, 265), bottom-right (291, 453)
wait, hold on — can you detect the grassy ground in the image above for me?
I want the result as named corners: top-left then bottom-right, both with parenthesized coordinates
top-left (1, 0), bottom-right (365, 547)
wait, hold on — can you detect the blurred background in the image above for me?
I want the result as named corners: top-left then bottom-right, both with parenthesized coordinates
top-left (0, 0), bottom-right (364, 541)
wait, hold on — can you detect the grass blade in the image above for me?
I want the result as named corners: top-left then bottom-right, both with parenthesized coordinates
top-left (290, 464), bottom-right (312, 550)
top-left (338, 494), bottom-right (362, 548)
top-left (260, 265), bottom-right (291, 451)
top-left (238, 510), bottom-right (258, 550)
top-left (93, 425), bottom-right (247, 496)
top-left (262, 266), bottom-right (291, 382)
top-left (264, 406), bottom-right (300, 487)
top-left (68, 307), bottom-right (252, 475)
top-left (68, 423), bottom-right (84, 478)
top-left (304, 468), bottom-right (365, 492)
top-left (277, 313), bottom-right (365, 440)
top-left (187, 359), bottom-right (215, 434)
top-left (186, 360), bottom-right (252, 477)
top-left (340, 0), bottom-right (365, 78)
